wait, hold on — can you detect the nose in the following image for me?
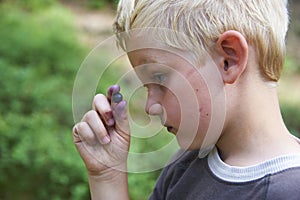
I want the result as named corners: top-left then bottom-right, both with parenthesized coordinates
top-left (145, 87), bottom-right (163, 116)
top-left (146, 103), bottom-right (163, 116)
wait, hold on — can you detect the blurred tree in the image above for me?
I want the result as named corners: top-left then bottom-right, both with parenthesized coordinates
top-left (0, 1), bottom-right (299, 200)
top-left (0, 2), bottom-right (90, 199)
top-left (61, 0), bottom-right (118, 9)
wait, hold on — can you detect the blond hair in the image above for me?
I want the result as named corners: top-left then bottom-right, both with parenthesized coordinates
top-left (114, 0), bottom-right (289, 81)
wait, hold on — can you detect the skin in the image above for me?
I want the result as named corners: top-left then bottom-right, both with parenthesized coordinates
top-left (130, 48), bottom-right (212, 149)
top-left (213, 31), bottom-right (300, 166)
top-left (72, 30), bottom-right (300, 199)
top-left (73, 85), bottom-right (130, 199)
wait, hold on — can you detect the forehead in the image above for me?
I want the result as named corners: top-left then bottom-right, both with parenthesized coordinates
top-left (127, 48), bottom-right (195, 69)
top-left (123, 28), bottom-right (201, 68)
top-left (127, 48), bottom-right (206, 88)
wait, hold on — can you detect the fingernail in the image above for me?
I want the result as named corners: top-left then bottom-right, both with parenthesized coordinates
top-left (108, 85), bottom-right (120, 95)
top-left (118, 100), bottom-right (127, 110)
top-left (101, 136), bottom-right (110, 145)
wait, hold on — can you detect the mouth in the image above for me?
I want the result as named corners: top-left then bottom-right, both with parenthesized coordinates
top-left (165, 125), bottom-right (176, 134)
top-left (161, 114), bottom-right (176, 133)
top-left (167, 126), bottom-right (174, 132)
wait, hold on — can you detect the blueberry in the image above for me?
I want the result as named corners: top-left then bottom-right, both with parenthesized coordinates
top-left (112, 92), bottom-right (123, 103)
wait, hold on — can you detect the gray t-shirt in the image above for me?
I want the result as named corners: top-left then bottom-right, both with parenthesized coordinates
top-left (150, 147), bottom-right (300, 200)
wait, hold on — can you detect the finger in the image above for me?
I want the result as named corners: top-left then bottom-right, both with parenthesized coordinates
top-left (75, 122), bottom-right (98, 146)
top-left (82, 110), bottom-right (111, 145)
top-left (108, 85), bottom-right (123, 111)
top-left (112, 100), bottom-right (130, 140)
top-left (93, 94), bottom-right (115, 127)
top-left (107, 84), bottom-right (120, 102)
top-left (72, 126), bottom-right (81, 144)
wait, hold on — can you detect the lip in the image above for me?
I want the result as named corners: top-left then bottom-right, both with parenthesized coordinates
top-left (166, 126), bottom-right (176, 134)
top-left (167, 126), bottom-right (173, 132)
top-left (162, 117), bottom-right (176, 134)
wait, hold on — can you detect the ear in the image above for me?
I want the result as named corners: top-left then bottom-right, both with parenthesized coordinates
top-left (215, 30), bottom-right (248, 84)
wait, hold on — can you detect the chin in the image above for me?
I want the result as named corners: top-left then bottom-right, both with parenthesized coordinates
top-left (176, 137), bottom-right (201, 150)
top-left (175, 129), bottom-right (203, 150)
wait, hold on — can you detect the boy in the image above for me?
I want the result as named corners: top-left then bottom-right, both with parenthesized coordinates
top-left (73, 0), bottom-right (300, 199)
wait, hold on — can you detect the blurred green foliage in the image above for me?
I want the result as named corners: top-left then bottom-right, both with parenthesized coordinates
top-left (284, 56), bottom-right (300, 74)
top-left (0, 1), bottom-right (160, 199)
top-left (128, 172), bottom-right (160, 199)
top-left (281, 103), bottom-right (300, 136)
top-left (281, 57), bottom-right (300, 136)
top-left (0, 2), bottom-right (90, 199)
top-left (86, 0), bottom-right (118, 9)
top-left (0, 1), bottom-right (299, 200)
top-left (60, 0), bottom-right (118, 9)
top-left (2, 0), bottom-right (58, 11)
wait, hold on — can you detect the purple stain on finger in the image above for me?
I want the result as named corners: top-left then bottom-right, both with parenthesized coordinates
top-left (107, 118), bottom-right (115, 126)
top-left (108, 85), bottom-right (120, 96)
top-left (105, 111), bottom-right (115, 126)
top-left (112, 92), bottom-right (123, 103)
top-left (114, 100), bottom-right (127, 116)
top-left (105, 111), bottom-right (113, 119)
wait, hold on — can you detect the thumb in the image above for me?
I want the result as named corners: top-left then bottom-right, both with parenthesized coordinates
top-left (112, 100), bottom-right (130, 139)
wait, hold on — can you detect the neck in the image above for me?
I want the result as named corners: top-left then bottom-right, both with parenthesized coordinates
top-left (217, 79), bottom-right (300, 167)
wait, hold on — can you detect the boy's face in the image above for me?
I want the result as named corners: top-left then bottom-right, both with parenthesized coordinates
top-left (128, 48), bottom-right (213, 150)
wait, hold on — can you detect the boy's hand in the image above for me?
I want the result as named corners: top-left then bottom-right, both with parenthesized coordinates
top-left (72, 85), bottom-right (130, 178)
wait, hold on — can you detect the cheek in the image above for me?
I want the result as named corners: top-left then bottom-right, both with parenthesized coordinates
top-left (197, 89), bottom-right (211, 119)
top-left (176, 84), bottom-right (213, 149)
top-left (193, 88), bottom-right (213, 149)
top-left (163, 77), bottom-right (212, 125)
top-left (195, 83), bottom-right (212, 131)
top-left (162, 90), bottom-right (181, 122)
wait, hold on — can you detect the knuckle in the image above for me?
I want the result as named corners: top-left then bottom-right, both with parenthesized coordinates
top-left (76, 122), bottom-right (96, 141)
top-left (84, 110), bottom-right (97, 121)
top-left (76, 122), bottom-right (86, 133)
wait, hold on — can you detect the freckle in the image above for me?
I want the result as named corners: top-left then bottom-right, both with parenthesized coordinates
top-left (195, 89), bottom-right (199, 92)
top-left (206, 113), bottom-right (209, 116)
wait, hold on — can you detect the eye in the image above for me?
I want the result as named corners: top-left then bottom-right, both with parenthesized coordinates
top-left (152, 72), bottom-right (166, 84)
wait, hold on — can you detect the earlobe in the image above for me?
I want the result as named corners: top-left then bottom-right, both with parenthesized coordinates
top-left (216, 30), bottom-right (249, 84)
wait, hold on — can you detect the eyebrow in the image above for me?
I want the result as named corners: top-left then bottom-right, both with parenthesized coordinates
top-left (134, 57), bottom-right (159, 72)
top-left (138, 57), bottom-right (158, 66)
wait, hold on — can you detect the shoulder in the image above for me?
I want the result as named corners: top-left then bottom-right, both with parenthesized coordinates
top-left (267, 167), bottom-right (300, 200)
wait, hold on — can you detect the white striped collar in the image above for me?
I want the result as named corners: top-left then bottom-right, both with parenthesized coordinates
top-left (208, 137), bottom-right (300, 183)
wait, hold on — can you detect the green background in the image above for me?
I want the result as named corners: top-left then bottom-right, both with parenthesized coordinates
top-left (0, 0), bottom-right (299, 199)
